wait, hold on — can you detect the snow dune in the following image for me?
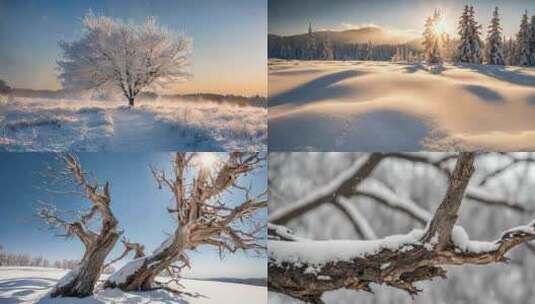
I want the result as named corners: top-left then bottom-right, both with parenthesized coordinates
top-left (268, 59), bottom-right (535, 151)
top-left (0, 97), bottom-right (266, 151)
top-left (0, 266), bottom-right (267, 304)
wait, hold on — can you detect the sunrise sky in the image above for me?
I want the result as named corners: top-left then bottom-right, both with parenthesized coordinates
top-left (0, 0), bottom-right (267, 96)
top-left (269, 0), bottom-right (535, 40)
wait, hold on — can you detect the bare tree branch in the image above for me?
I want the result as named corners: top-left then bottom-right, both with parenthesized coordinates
top-left (269, 153), bottom-right (385, 224)
top-left (36, 154), bottom-right (120, 298)
top-left (332, 197), bottom-right (377, 240)
top-left (422, 152), bottom-right (475, 248)
top-left (103, 237), bottom-right (145, 269)
top-left (104, 152), bottom-right (266, 292)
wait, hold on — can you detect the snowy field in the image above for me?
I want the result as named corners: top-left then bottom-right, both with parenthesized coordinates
top-left (268, 59), bottom-right (535, 151)
top-left (0, 97), bottom-right (266, 151)
top-left (0, 266), bottom-right (267, 304)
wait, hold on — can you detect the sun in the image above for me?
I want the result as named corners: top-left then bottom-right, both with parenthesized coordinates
top-left (433, 16), bottom-right (447, 35)
top-left (197, 153), bottom-right (219, 169)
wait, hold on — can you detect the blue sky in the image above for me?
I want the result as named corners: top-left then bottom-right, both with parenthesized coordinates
top-left (0, 152), bottom-right (267, 279)
top-left (269, 0), bottom-right (535, 39)
top-left (0, 0), bottom-right (266, 96)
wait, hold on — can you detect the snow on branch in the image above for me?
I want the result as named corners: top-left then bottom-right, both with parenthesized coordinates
top-left (269, 220), bottom-right (535, 303)
top-left (465, 186), bottom-right (533, 213)
top-left (383, 152), bottom-right (533, 213)
top-left (269, 153), bottom-right (535, 303)
top-left (356, 178), bottom-right (432, 224)
top-left (269, 153), bottom-right (385, 224)
top-left (333, 197), bottom-right (377, 240)
top-left (268, 223), bottom-right (307, 242)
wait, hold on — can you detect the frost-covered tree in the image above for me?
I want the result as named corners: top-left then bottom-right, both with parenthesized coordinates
top-left (484, 7), bottom-right (505, 65)
top-left (422, 15), bottom-right (441, 64)
top-left (529, 14), bottom-right (535, 65)
top-left (456, 6), bottom-right (472, 62)
top-left (57, 12), bottom-right (192, 106)
top-left (504, 37), bottom-right (517, 65)
top-left (37, 154), bottom-right (120, 298)
top-left (468, 6), bottom-right (483, 63)
top-left (457, 6), bottom-right (483, 63)
top-left (269, 152), bottom-right (535, 304)
top-left (515, 11), bottom-right (532, 66)
top-left (104, 152), bottom-right (266, 293)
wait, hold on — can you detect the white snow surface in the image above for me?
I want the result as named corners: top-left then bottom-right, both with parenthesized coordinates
top-left (0, 266), bottom-right (266, 304)
top-left (54, 267), bottom-right (80, 289)
top-left (269, 59), bottom-right (535, 151)
top-left (0, 97), bottom-right (266, 151)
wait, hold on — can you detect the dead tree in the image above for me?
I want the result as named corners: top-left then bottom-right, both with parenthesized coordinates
top-left (268, 152), bottom-right (535, 304)
top-left (104, 152), bottom-right (267, 292)
top-left (37, 154), bottom-right (120, 298)
top-left (103, 237), bottom-right (145, 270)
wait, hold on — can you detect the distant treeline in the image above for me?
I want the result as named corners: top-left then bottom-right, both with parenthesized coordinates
top-left (7, 88), bottom-right (266, 108)
top-left (268, 33), bottom-right (418, 61)
top-left (0, 244), bottom-right (114, 273)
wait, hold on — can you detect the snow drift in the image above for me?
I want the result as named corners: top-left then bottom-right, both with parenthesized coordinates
top-left (268, 59), bottom-right (535, 151)
top-left (0, 97), bottom-right (266, 151)
top-left (0, 266), bottom-right (267, 304)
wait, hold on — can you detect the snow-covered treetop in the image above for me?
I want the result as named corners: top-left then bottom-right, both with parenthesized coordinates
top-left (57, 11), bottom-right (192, 105)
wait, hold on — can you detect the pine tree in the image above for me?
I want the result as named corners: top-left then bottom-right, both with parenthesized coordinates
top-left (485, 7), bottom-right (505, 65)
top-left (423, 14), bottom-right (441, 64)
top-left (457, 6), bottom-right (483, 63)
top-left (529, 14), bottom-right (535, 65)
top-left (515, 10), bottom-right (531, 66)
top-left (468, 6), bottom-right (483, 63)
top-left (457, 6), bottom-right (472, 62)
top-left (507, 38), bottom-right (517, 65)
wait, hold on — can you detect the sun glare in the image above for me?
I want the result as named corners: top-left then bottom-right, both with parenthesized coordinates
top-left (433, 13), bottom-right (449, 36)
top-left (197, 153), bottom-right (219, 169)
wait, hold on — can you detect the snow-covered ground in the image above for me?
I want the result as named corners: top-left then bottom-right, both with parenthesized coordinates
top-left (0, 266), bottom-right (267, 303)
top-left (0, 97), bottom-right (266, 151)
top-left (268, 59), bottom-right (535, 151)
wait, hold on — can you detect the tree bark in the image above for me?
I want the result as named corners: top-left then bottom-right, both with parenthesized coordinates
top-left (104, 227), bottom-right (189, 291)
top-left (128, 97), bottom-right (135, 107)
top-left (38, 154), bottom-right (121, 298)
top-left (51, 228), bottom-right (119, 297)
top-left (103, 153), bottom-right (266, 292)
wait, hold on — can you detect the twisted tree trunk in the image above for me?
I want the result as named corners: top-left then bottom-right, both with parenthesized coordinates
top-left (104, 227), bottom-right (190, 291)
top-left (38, 154), bottom-right (121, 298)
top-left (52, 225), bottom-right (119, 297)
top-left (104, 152), bottom-right (266, 292)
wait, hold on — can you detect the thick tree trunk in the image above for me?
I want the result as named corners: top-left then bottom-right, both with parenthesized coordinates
top-left (128, 97), bottom-right (135, 107)
top-left (104, 227), bottom-right (189, 291)
top-left (51, 229), bottom-right (119, 297)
